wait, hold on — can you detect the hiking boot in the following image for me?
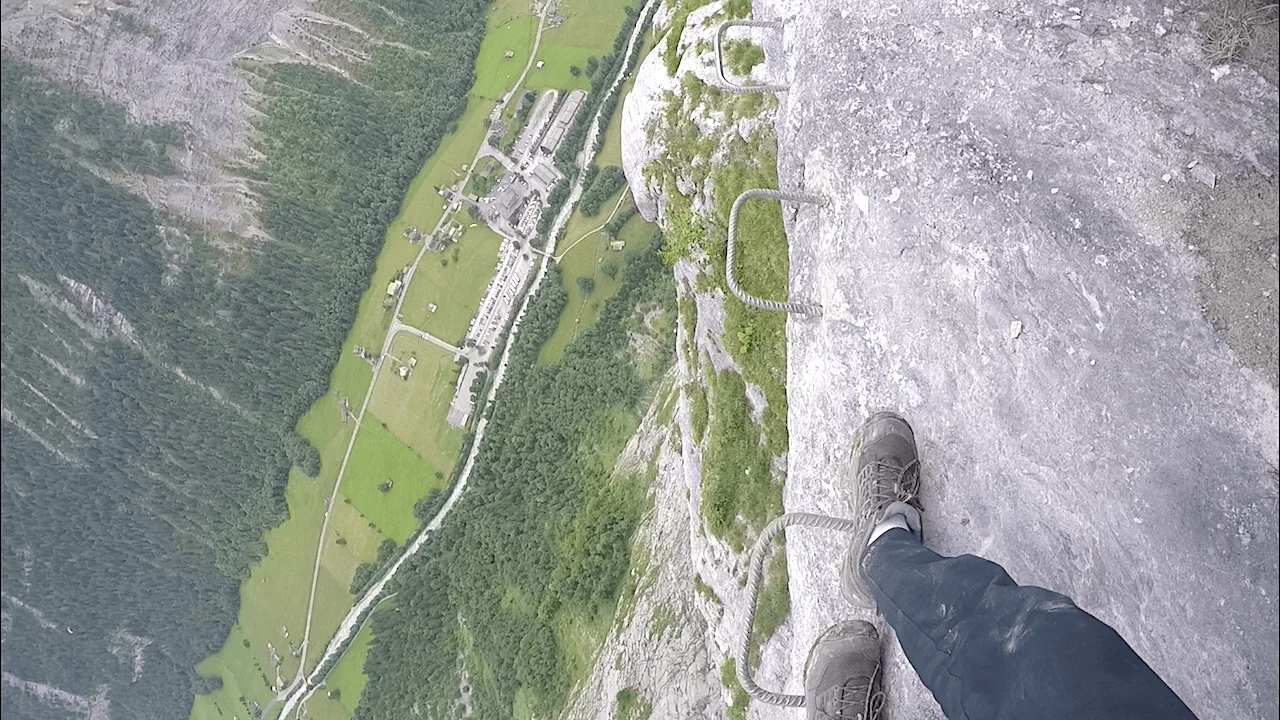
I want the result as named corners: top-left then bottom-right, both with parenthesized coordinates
top-left (804, 619), bottom-right (885, 720)
top-left (839, 412), bottom-right (923, 608)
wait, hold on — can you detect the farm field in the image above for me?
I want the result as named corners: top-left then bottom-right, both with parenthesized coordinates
top-left (368, 334), bottom-right (465, 472)
top-left (191, 348), bottom-right (385, 718)
top-left (537, 22), bottom-right (660, 363)
top-left (525, 0), bottom-right (637, 91)
top-left (303, 619), bottom-right (378, 720)
top-left (342, 412), bottom-right (453, 546)
top-left (399, 221), bottom-right (505, 345)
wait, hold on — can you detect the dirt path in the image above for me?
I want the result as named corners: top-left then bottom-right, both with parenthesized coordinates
top-left (553, 187), bottom-right (632, 262)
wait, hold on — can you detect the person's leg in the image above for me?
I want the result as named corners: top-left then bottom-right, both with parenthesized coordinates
top-left (836, 412), bottom-right (1197, 720)
top-left (862, 525), bottom-right (1199, 720)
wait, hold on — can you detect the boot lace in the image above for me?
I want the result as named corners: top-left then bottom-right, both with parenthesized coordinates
top-left (816, 679), bottom-right (887, 720)
top-left (856, 457), bottom-right (921, 520)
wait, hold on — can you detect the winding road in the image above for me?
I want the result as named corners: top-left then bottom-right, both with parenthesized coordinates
top-left (553, 187), bottom-right (632, 262)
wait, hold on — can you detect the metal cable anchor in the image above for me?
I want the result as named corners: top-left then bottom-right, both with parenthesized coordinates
top-left (726, 188), bottom-right (826, 316)
top-left (713, 19), bottom-right (790, 93)
top-left (735, 512), bottom-right (863, 707)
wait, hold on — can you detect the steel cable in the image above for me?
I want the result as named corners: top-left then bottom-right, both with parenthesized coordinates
top-left (735, 511), bottom-right (863, 707)
top-left (714, 20), bottom-right (790, 93)
top-left (726, 189), bottom-right (826, 315)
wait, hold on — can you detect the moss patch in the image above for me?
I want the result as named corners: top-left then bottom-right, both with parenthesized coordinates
top-left (700, 370), bottom-right (781, 549)
top-left (722, 39), bottom-right (765, 76)
top-left (693, 573), bottom-right (721, 605)
top-left (687, 381), bottom-right (709, 444)
top-left (614, 687), bottom-right (653, 720)
top-left (721, 658), bottom-right (750, 720)
top-left (662, 0), bottom-right (714, 75)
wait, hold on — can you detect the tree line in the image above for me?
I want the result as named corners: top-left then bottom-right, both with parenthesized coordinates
top-left (579, 166), bottom-right (628, 216)
top-left (354, 237), bottom-right (675, 719)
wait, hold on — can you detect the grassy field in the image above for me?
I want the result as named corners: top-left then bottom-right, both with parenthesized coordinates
top-left (368, 334), bottom-right (464, 469)
top-left (522, 0), bottom-right (638, 92)
top-left (539, 205), bottom-right (655, 363)
top-left (555, 604), bottom-right (612, 686)
top-left (474, 7), bottom-right (538, 101)
top-left (342, 413), bottom-right (451, 545)
top-left (304, 620), bottom-right (378, 720)
top-left (189, 479), bottom-right (380, 716)
top-left (191, 347), bottom-right (384, 719)
top-left (364, 0), bottom-right (540, 351)
top-left (191, 469), bottom-right (332, 719)
top-left (399, 221), bottom-right (504, 345)
top-left (560, 186), bottom-right (629, 256)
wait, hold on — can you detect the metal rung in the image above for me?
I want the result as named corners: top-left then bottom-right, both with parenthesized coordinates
top-left (726, 188), bottom-right (825, 316)
top-left (713, 19), bottom-right (789, 93)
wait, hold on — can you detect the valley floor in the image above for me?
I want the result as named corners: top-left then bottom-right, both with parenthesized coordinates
top-left (190, 1), bottom-right (658, 719)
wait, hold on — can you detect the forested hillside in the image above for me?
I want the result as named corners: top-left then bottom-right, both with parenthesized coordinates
top-left (355, 238), bottom-right (675, 719)
top-left (0, 0), bottom-right (488, 715)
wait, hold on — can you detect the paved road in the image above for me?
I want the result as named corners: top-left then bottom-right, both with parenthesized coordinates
top-left (434, 8), bottom-right (548, 241)
top-left (477, 144), bottom-right (519, 173)
top-left (389, 319), bottom-right (478, 361)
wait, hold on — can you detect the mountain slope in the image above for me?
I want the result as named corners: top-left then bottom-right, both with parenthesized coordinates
top-left (0, 0), bottom-right (489, 716)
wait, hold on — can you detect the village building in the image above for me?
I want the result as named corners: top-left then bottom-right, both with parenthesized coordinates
top-left (538, 90), bottom-right (586, 156)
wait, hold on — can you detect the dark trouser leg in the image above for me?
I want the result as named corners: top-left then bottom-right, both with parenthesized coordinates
top-left (862, 529), bottom-right (1198, 720)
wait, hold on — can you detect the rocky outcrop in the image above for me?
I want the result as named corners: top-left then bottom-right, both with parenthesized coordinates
top-left (581, 7), bottom-right (805, 717)
top-left (573, 30), bottom-right (794, 699)
top-left (614, 0), bottom-right (1278, 718)
top-left (621, 2), bottom-right (780, 224)
top-left (566, 274), bottom-right (798, 719)
top-left (1, 0), bottom-right (430, 241)
top-left (620, 5), bottom-right (690, 222)
top-left (2, 0), bottom-right (293, 237)
top-left (563, 395), bottom-right (722, 719)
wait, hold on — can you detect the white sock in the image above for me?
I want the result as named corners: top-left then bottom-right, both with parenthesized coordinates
top-left (867, 513), bottom-right (910, 547)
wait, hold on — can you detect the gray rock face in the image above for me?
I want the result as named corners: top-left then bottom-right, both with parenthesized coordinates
top-left (613, 0), bottom-right (1278, 717)
top-left (567, 261), bottom-right (793, 719)
top-left (751, 0), bottom-right (1279, 717)
top-left (620, 14), bottom-right (679, 222)
top-left (1, 0), bottom-right (428, 242)
top-left (2, 0), bottom-right (292, 237)
top-left (563, 401), bottom-right (724, 720)
top-left (621, 2), bottom-right (778, 223)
